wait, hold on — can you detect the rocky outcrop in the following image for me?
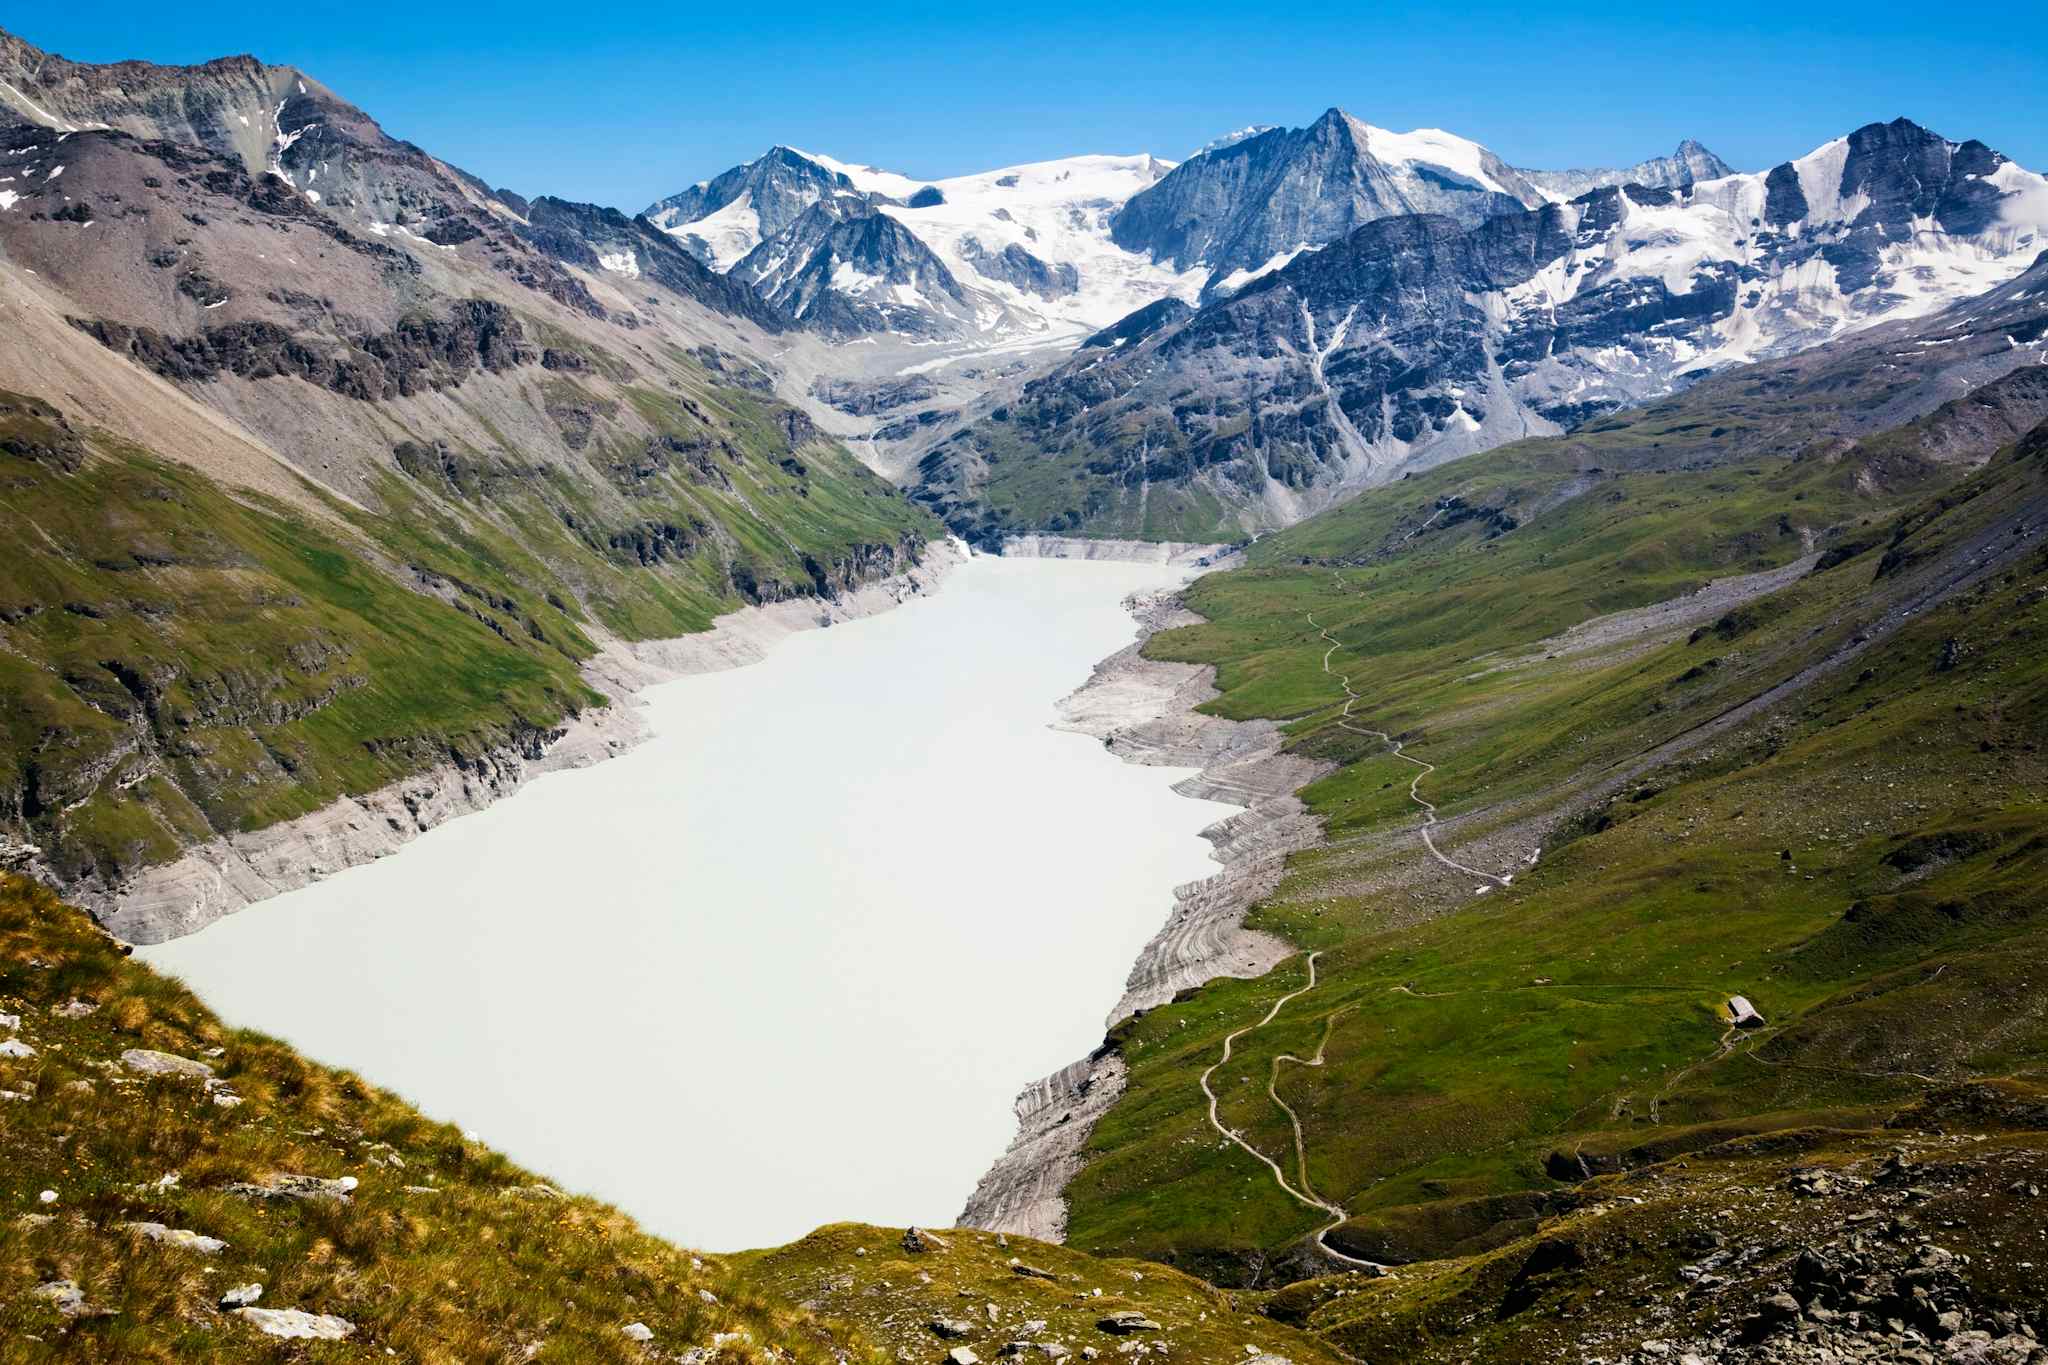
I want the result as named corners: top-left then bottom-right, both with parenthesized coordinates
top-left (957, 238), bottom-right (1079, 299)
top-left (813, 374), bottom-right (939, 416)
top-left (960, 587), bottom-right (1330, 1240)
top-left (75, 541), bottom-right (966, 944)
top-left (1517, 138), bottom-right (1736, 200)
top-left (71, 300), bottom-right (534, 401)
top-left (1079, 298), bottom-right (1192, 352)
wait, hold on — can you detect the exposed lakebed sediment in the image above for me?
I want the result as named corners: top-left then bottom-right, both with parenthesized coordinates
top-left (959, 580), bottom-right (1332, 1242)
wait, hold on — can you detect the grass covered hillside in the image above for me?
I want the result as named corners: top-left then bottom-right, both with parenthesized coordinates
top-left (0, 873), bottom-right (887, 1362)
top-left (0, 365), bottom-right (933, 900)
top-left (1053, 360), bottom-right (2048, 1309)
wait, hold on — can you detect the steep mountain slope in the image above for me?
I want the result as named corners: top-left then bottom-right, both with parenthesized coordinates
top-left (0, 29), bottom-right (938, 919)
top-left (915, 120), bottom-right (2048, 544)
top-left (1518, 137), bottom-right (1737, 200)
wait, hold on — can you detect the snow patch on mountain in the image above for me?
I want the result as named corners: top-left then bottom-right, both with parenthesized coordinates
top-left (1210, 243), bottom-right (1319, 297)
top-left (874, 153), bottom-right (1202, 339)
top-left (1359, 123), bottom-right (1518, 195)
top-left (677, 191), bottom-right (762, 270)
top-left (1194, 124), bottom-right (1278, 155)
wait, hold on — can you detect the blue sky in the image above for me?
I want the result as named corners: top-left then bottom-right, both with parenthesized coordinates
top-left (17, 3), bottom-right (2046, 213)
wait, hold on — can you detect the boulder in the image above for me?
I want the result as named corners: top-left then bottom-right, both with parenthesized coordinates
top-left (120, 1222), bottom-right (227, 1254)
top-left (903, 1225), bottom-right (951, 1254)
top-left (1011, 1262), bottom-right (1058, 1281)
top-left (621, 1321), bottom-right (654, 1342)
top-left (120, 1048), bottom-right (214, 1079)
top-left (1096, 1312), bottom-right (1162, 1334)
top-left (946, 1350), bottom-right (982, 1365)
top-left (226, 1172), bottom-right (357, 1202)
top-left (33, 1280), bottom-right (88, 1316)
top-left (931, 1317), bottom-right (977, 1339)
top-left (1743, 1291), bottom-right (1803, 1339)
top-left (232, 1307), bottom-right (355, 1340)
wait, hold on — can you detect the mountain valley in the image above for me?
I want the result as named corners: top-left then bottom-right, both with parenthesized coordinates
top-left (4, 18), bottom-right (2048, 1365)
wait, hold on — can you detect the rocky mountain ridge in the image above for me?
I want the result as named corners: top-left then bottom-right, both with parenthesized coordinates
top-left (912, 118), bottom-right (2048, 544)
top-left (1517, 136), bottom-right (1737, 199)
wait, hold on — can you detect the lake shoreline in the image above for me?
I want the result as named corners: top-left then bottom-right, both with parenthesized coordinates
top-left (81, 539), bottom-right (970, 946)
top-left (957, 585), bottom-right (1333, 1242)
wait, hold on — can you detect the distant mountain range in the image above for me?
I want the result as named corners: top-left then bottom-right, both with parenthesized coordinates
top-left (907, 118), bottom-right (2048, 542)
top-left (5, 20), bottom-right (2044, 551)
top-left (642, 111), bottom-right (1738, 345)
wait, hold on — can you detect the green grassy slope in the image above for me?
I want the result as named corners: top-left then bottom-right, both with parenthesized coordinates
top-left (1057, 384), bottom-right (2048, 1283)
top-left (0, 874), bottom-right (885, 1362)
top-left (0, 374), bottom-right (936, 890)
top-left (736, 1221), bottom-right (1350, 1363)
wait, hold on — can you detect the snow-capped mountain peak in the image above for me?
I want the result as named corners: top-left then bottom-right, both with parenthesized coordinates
top-left (648, 145), bottom-right (1201, 346)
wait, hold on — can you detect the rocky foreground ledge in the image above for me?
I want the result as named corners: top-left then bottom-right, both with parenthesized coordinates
top-left (74, 541), bottom-right (968, 946)
top-left (959, 585), bottom-right (1330, 1242)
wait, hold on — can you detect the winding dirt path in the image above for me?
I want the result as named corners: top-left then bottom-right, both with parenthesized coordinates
top-left (1198, 951), bottom-right (1382, 1271)
top-left (1307, 612), bottom-right (1512, 890)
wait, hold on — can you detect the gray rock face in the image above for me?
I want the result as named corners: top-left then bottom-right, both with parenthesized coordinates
top-left (1518, 138), bottom-right (1737, 199)
top-left (516, 196), bottom-right (787, 331)
top-left (812, 374), bottom-right (938, 415)
top-left (958, 237), bottom-right (1079, 299)
top-left (1111, 108), bottom-right (1546, 285)
top-left (1079, 298), bottom-right (1192, 352)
